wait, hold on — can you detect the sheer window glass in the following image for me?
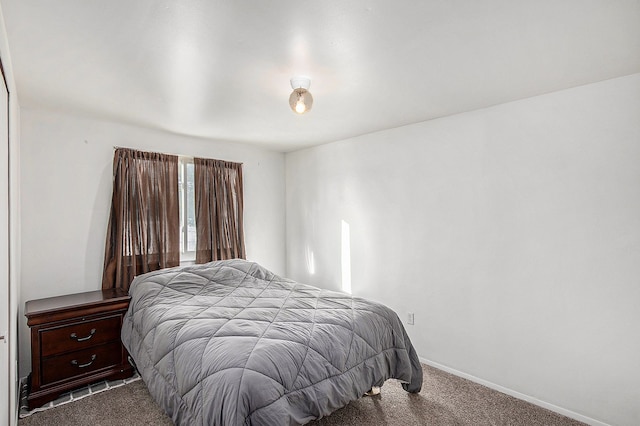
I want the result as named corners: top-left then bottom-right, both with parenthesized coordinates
top-left (178, 157), bottom-right (196, 261)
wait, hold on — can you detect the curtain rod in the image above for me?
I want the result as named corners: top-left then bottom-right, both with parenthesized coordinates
top-left (112, 146), bottom-right (243, 165)
top-left (112, 146), bottom-right (189, 158)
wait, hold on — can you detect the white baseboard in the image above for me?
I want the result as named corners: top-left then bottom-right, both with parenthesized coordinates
top-left (419, 357), bottom-right (609, 426)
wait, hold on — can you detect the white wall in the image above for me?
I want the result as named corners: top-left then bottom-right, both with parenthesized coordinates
top-left (18, 108), bottom-right (286, 376)
top-left (286, 74), bottom-right (640, 426)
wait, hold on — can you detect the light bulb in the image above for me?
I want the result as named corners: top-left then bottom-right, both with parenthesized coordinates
top-left (289, 87), bottom-right (313, 114)
top-left (295, 97), bottom-right (306, 114)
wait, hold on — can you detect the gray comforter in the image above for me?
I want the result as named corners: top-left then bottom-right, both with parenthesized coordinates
top-left (121, 259), bottom-right (422, 425)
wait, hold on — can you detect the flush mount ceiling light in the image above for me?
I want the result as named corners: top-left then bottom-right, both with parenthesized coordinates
top-left (289, 76), bottom-right (313, 114)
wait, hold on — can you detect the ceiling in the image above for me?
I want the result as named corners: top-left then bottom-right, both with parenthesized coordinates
top-left (2, 1), bottom-right (639, 152)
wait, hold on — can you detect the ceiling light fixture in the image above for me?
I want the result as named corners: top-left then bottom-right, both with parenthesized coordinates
top-left (289, 76), bottom-right (313, 114)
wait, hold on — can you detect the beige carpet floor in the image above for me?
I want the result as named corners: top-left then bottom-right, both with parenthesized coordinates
top-left (19, 364), bottom-right (586, 426)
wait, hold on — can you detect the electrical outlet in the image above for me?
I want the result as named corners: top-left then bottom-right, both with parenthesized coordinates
top-left (407, 312), bottom-right (414, 325)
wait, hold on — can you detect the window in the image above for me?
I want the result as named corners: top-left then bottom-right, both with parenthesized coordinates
top-left (178, 157), bottom-right (196, 262)
top-left (103, 148), bottom-right (245, 290)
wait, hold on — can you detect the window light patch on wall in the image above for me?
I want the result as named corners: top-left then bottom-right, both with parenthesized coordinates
top-left (341, 220), bottom-right (352, 294)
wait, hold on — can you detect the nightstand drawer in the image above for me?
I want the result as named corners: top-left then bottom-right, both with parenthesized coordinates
top-left (41, 342), bottom-right (123, 385)
top-left (40, 315), bottom-right (122, 357)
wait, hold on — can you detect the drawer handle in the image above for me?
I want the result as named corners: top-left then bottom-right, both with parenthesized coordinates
top-left (71, 354), bottom-right (97, 368)
top-left (70, 328), bottom-right (96, 342)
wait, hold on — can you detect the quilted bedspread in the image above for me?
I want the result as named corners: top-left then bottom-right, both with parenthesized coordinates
top-left (121, 259), bottom-right (423, 425)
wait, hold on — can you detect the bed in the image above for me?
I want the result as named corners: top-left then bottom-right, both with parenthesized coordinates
top-left (121, 259), bottom-right (422, 425)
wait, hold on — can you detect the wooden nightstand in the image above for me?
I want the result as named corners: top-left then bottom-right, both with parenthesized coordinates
top-left (25, 288), bottom-right (135, 409)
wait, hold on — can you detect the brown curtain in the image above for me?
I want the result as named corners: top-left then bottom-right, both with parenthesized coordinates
top-left (102, 148), bottom-right (180, 291)
top-left (194, 158), bottom-right (245, 263)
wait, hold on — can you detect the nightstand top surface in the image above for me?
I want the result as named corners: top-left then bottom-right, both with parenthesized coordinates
top-left (25, 288), bottom-right (130, 318)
